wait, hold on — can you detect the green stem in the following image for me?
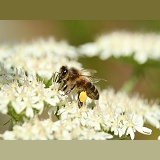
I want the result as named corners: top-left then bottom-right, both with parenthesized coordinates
top-left (45, 77), bottom-right (53, 88)
top-left (55, 106), bottom-right (60, 120)
top-left (0, 118), bottom-right (13, 127)
top-left (120, 70), bottom-right (140, 93)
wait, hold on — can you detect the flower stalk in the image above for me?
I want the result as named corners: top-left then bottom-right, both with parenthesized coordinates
top-left (120, 69), bottom-right (140, 93)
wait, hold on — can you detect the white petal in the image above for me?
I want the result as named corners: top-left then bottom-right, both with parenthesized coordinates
top-left (48, 106), bottom-right (57, 117)
top-left (0, 131), bottom-right (15, 140)
top-left (0, 103), bottom-right (8, 114)
top-left (26, 107), bottom-right (34, 118)
top-left (135, 126), bottom-right (152, 135)
top-left (12, 101), bottom-right (26, 114)
top-left (32, 101), bottom-right (44, 110)
top-left (93, 132), bottom-right (113, 140)
top-left (145, 114), bottom-right (160, 129)
top-left (126, 127), bottom-right (135, 140)
top-left (62, 130), bottom-right (72, 140)
top-left (134, 52), bottom-right (147, 64)
top-left (79, 43), bottom-right (98, 57)
top-left (46, 96), bottom-right (60, 106)
top-left (132, 114), bottom-right (143, 126)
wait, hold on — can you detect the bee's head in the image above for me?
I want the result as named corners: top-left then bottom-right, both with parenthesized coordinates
top-left (56, 66), bottom-right (68, 83)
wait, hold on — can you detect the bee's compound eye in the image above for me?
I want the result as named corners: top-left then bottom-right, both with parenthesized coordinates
top-left (61, 66), bottom-right (68, 76)
top-left (79, 91), bottom-right (87, 102)
top-left (63, 70), bottom-right (67, 74)
top-left (62, 69), bottom-right (68, 77)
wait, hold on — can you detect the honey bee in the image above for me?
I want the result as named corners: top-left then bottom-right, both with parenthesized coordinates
top-left (54, 66), bottom-right (107, 108)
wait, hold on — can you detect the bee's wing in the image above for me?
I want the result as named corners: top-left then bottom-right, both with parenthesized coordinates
top-left (80, 68), bottom-right (97, 76)
top-left (80, 68), bottom-right (107, 83)
top-left (80, 75), bottom-right (107, 83)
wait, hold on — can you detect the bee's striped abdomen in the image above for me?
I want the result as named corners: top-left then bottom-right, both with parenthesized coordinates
top-left (85, 82), bottom-right (99, 100)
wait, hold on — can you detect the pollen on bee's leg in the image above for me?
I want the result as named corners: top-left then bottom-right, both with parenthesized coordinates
top-left (79, 91), bottom-right (87, 103)
top-left (77, 91), bottom-right (87, 108)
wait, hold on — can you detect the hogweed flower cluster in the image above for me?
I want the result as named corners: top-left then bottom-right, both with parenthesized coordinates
top-left (78, 31), bottom-right (160, 64)
top-left (0, 33), bottom-right (160, 140)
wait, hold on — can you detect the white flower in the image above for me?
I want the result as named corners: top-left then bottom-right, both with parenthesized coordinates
top-left (0, 130), bottom-right (16, 140)
top-left (78, 31), bottom-right (160, 64)
top-left (0, 91), bottom-right (9, 114)
top-left (0, 37), bottom-right (81, 80)
top-left (98, 88), bottom-right (159, 139)
top-left (12, 97), bottom-right (26, 114)
top-left (0, 117), bottom-right (55, 140)
top-left (110, 115), bottom-right (127, 138)
top-left (0, 37), bottom-right (160, 140)
top-left (1, 86), bottom-right (159, 140)
top-left (144, 105), bottom-right (160, 129)
top-left (0, 68), bottom-right (64, 119)
top-left (125, 114), bottom-right (152, 140)
top-left (78, 43), bottom-right (99, 57)
top-left (93, 132), bottom-right (113, 140)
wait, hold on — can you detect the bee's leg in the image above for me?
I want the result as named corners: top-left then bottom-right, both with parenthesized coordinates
top-left (77, 92), bottom-right (83, 108)
top-left (78, 100), bottom-right (83, 108)
top-left (53, 72), bottom-right (59, 83)
top-left (58, 80), bottom-right (67, 90)
top-left (64, 84), bottom-right (76, 95)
